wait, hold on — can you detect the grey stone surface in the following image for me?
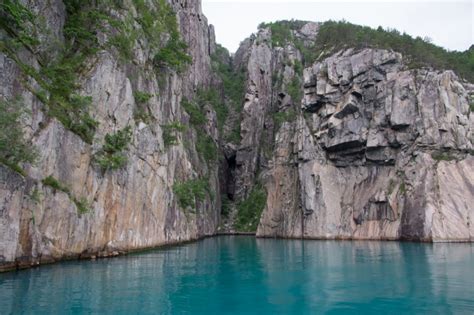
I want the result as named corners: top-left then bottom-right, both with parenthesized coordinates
top-left (0, 0), bottom-right (221, 270)
top-left (257, 48), bottom-right (473, 241)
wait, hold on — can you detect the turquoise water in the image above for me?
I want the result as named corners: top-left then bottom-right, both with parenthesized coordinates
top-left (0, 236), bottom-right (473, 314)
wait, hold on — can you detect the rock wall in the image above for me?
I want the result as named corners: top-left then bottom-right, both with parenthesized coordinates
top-left (255, 47), bottom-right (474, 241)
top-left (231, 24), bottom-right (318, 200)
top-left (226, 22), bottom-right (473, 241)
top-left (0, 0), bottom-right (222, 271)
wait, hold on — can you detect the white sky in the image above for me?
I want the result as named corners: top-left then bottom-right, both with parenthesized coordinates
top-left (202, 0), bottom-right (473, 53)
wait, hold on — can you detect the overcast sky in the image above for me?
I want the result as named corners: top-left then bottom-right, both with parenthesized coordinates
top-left (202, 0), bottom-right (473, 53)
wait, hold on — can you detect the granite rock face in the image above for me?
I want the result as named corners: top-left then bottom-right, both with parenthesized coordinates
top-left (231, 25), bottom-right (311, 201)
top-left (207, 21), bottom-right (473, 241)
top-left (256, 47), bottom-right (474, 241)
top-left (0, 0), bottom-right (221, 271)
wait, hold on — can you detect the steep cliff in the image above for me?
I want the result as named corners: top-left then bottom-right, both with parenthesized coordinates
top-left (230, 22), bottom-right (473, 241)
top-left (0, 0), bottom-right (227, 271)
top-left (258, 47), bottom-right (473, 240)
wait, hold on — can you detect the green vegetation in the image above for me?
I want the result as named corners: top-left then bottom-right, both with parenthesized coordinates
top-left (226, 124), bottom-right (241, 144)
top-left (162, 122), bottom-right (186, 147)
top-left (470, 102), bottom-right (474, 112)
top-left (194, 88), bottom-right (240, 150)
top-left (108, 28), bottom-right (136, 60)
top-left (48, 93), bottom-right (98, 144)
top-left (287, 76), bottom-right (302, 104)
top-left (94, 126), bottom-right (132, 171)
top-left (268, 22), bottom-right (291, 47)
top-left (29, 187), bottom-right (42, 204)
top-left (272, 68), bottom-right (301, 131)
top-left (154, 39), bottom-right (192, 72)
top-left (39, 26), bottom-right (99, 143)
top-left (197, 89), bottom-right (227, 132)
top-left (181, 98), bottom-right (207, 126)
top-left (134, 106), bottom-right (153, 124)
top-left (133, 91), bottom-right (153, 104)
top-left (272, 71), bottom-right (281, 88)
top-left (259, 20), bottom-right (318, 65)
top-left (0, 0), bottom-right (102, 143)
top-left (221, 194), bottom-right (231, 217)
top-left (1, 0), bottom-right (191, 144)
top-left (211, 45), bottom-right (246, 110)
top-left (0, 99), bottom-right (37, 175)
top-left (0, 0), bottom-right (40, 48)
top-left (138, 0), bottom-right (191, 72)
top-left (1, 161), bottom-right (27, 176)
top-left (42, 175), bottom-right (70, 193)
top-left (73, 197), bottom-right (91, 215)
top-left (63, 0), bottom-right (191, 72)
top-left (273, 109), bottom-right (297, 129)
top-left (64, 0), bottom-right (189, 64)
top-left (431, 151), bottom-right (457, 162)
top-left (293, 60), bottom-right (303, 76)
top-left (196, 130), bottom-right (218, 162)
top-left (234, 185), bottom-right (267, 232)
top-left (210, 44), bottom-right (246, 144)
top-left (42, 175), bottom-right (91, 214)
top-left (63, 1), bottom-right (109, 55)
top-left (133, 91), bottom-right (154, 123)
top-left (315, 21), bottom-right (474, 81)
top-left (38, 0), bottom-right (151, 143)
top-left (259, 20), bottom-right (474, 81)
top-left (107, 0), bottom-right (192, 71)
top-left (173, 178), bottom-right (211, 211)
top-left (180, 97), bottom-right (218, 163)
top-left (259, 20), bottom-right (308, 47)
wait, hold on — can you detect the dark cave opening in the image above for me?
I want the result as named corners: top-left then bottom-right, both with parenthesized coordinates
top-left (225, 154), bottom-right (236, 201)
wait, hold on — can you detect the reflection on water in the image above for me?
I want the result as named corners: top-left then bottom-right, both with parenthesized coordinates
top-left (256, 239), bottom-right (474, 314)
top-left (0, 237), bottom-right (472, 314)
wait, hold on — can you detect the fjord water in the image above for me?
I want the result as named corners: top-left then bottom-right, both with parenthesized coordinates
top-left (1, 237), bottom-right (473, 314)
